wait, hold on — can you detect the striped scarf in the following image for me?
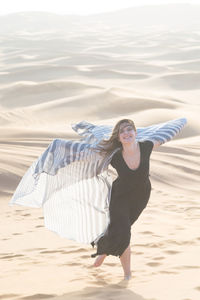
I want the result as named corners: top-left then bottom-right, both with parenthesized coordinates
top-left (9, 117), bottom-right (187, 244)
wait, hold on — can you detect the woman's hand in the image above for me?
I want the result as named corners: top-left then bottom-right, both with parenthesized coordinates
top-left (152, 140), bottom-right (162, 150)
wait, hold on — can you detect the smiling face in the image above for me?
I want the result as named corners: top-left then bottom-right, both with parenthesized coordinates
top-left (118, 122), bottom-right (137, 145)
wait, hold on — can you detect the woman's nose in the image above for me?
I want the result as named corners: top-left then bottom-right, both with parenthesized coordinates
top-left (123, 130), bottom-right (130, 135)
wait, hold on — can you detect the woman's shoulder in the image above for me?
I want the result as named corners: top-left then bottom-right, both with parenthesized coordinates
top-left (140, 140), bottom-right (154, 153)
top-left (141, 140), bottom-right (154, 146)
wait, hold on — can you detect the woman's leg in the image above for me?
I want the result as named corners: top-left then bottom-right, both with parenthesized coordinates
top-left (93, 254), bottom-right (107, 267)
top-left (119, 244), bottom-right (131, 279)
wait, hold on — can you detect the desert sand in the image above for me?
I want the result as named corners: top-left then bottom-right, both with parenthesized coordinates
top-left (0, 4), bottom-right (200, 300)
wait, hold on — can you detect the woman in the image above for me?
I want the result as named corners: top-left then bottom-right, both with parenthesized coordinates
top-left (9, 117), bottom-right (186, 281)
top-left (90, 118), bottom-right (161, 280)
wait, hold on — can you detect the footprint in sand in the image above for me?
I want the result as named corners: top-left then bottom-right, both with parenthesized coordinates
top-left (178, 265), bottom-right (200, 270)
top-left (64, 262), bottom-right (80, 266)
top-left (1, 254), bottom-right (24, 259)
top-left (156, 190), bottom-right (163, 194)
top-left (153, 256), bottom-right (165, 260)
top-left (164, 250), bottom-right (180, 255)
top-left (12, 232), bottom-right (22, 235)
top-left (17, 293), bottom-right (56, 299)
top-left (104, 262), bottom-right (116, 266)
top-left (81, 254), bottom-right (91, 259)
top-left (146, 262), bottom-right (162, 267)
top-left (159, 270), bottom-right (178, 274)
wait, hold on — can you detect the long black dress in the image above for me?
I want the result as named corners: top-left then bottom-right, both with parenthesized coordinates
top-left (91, 140), bottom-right (154, 258)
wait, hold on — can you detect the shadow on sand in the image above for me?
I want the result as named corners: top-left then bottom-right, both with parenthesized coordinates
top-left (17, 279), bottom-right (155, 300)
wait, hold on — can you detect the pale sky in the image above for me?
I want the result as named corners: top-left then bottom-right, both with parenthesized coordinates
top-left (1, 0), bottom-right (200, 15)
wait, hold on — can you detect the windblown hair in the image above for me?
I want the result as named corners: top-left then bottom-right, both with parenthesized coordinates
top-left (97, 119), bottom-right (136, 156)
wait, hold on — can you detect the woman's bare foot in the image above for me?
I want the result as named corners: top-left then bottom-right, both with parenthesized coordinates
top-left (124, 272), bottom-right (132, 280)
top-left (93, 254), bottom-right (107, 267)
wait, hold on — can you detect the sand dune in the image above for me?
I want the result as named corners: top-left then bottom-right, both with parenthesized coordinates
top-left (169, 60), bottom-right (200, 72)
top-left (138, 72), bottom-right (200, 91)
top-left (149, 47), bottom-right (200, 61)
top-left (157, 72), bottom-right (200, 90)
top-left (1, 4), bottom-right (200, 300)
top-left (0, 81), bottom-right (102, 108)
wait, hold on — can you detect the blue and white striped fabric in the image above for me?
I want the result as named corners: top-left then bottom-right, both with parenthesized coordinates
top-left (9, 117), bottom-right (187, 244)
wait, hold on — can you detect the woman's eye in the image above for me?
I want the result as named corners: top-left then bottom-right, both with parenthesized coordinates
top-left (120, 127), bottom-right (132, 133)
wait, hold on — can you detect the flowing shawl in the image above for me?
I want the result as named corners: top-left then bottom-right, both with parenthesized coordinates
top-left (9, 118), bottom-right (187, 245)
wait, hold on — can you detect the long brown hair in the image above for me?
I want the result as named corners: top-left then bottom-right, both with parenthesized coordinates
top-left (97, 119), bottom-right (136, 155)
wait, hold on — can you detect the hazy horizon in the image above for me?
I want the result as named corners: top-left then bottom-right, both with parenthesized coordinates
top-left (1, 1), bottom-right (200, 16)
top-left (1, 3), bottom-right (200, 34)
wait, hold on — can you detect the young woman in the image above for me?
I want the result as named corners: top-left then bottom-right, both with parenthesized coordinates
top-left (90, 118), bottom-right (161, 280)
top-left (9, 117), bottom-right (186, 281)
